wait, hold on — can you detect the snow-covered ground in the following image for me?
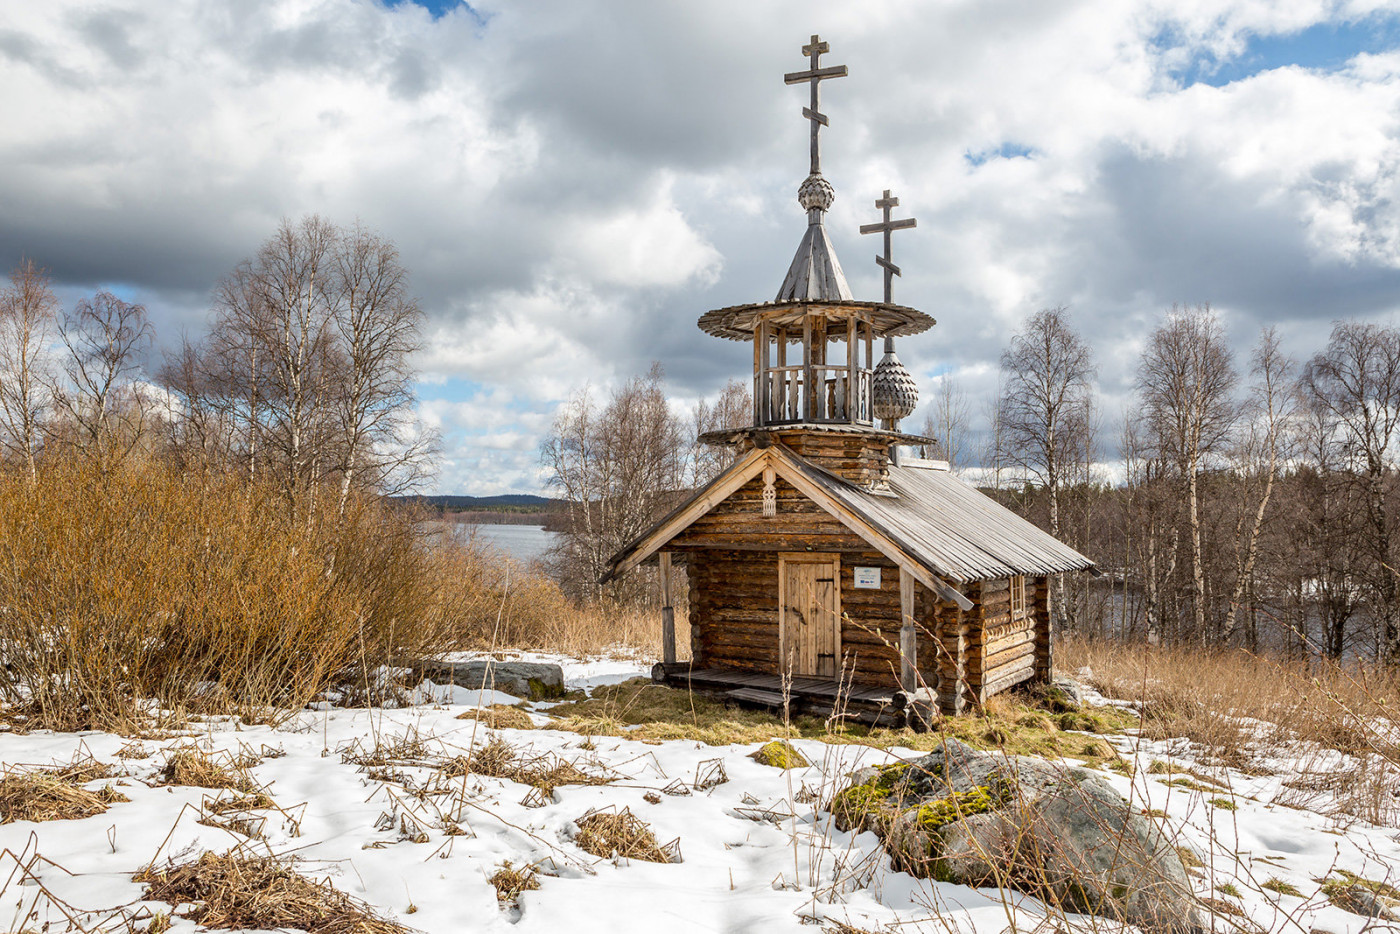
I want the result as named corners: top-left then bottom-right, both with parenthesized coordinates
top-left (2, 654), bottom-right (1398, 934)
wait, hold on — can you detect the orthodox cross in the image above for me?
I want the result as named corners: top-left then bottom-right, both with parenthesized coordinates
top-left (860, 190), bottom-right (917, 303)
top-left (784, 34), bottom-right (847, 176)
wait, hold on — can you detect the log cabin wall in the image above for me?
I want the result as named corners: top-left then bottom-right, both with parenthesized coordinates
top-left (671, 473), bottom-right (1056, 708)
top-left (674, 475), bottom-right (941, 689)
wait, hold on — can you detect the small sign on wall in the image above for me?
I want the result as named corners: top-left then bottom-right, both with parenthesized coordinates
top-left (853, 566), bottom-right (881, 589)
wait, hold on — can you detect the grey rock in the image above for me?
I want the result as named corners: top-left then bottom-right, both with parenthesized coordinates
top-left (1329, 884), bottom-right (1399, 921)
top-left (1050, 676), bottom-right (1086, 708)
top-left (419, 660), bottom-right (565, 700)
top-left (832, 738), bottom-right (1205, 934)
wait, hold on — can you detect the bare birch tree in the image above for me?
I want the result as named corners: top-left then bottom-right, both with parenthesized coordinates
top-left (1220, 328), bottom-right (1295, 642)
top-left (1138, 304), bottom-right (1239, 642)
top-left (541, 364), bottom-right (687, 602)
top-left (919, 376), bottom-right (971, 471)
top-left (329, 222), bottom-right (433, 513)
top-left (1302, 320), bottom-right (1400, 660)
top-left (0, 260), bottom-right (58, 477)
top-left (52, 290), bottom-right (153, 467)
top-left (691, 378), bottom-right (751, 485)
top-left (998, 307), bottom-right (1096, 628)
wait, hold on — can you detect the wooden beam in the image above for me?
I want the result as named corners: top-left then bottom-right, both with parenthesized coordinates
top-left (660, 551), bottom-right (676, 665)
top-left (846, 315), bottom-right (856, 423)
top-left (803, 316), bottom-right (814, 421)
top-left (899, 567), bottom-right (917, 691)
top-left (604, 448), bottom-right (774, 581)
top-left (767, 451), bottom-right (975, 611)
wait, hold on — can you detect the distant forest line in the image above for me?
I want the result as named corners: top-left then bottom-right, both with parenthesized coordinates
top-left (400, 493), bottom-right (565, 526)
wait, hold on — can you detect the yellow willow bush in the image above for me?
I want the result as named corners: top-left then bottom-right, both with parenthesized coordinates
top-left (0, 457), bottom-right (462, 730)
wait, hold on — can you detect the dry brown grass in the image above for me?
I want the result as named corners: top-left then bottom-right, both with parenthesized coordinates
top-left (1061, 636), bottom-right (1399, 760)
top-left (572, 807), bottom-right (678, 863)
top-left (427, 535), bottom-right (689, 659)
top-left (455, 705), bottom-right (536, 730)
top-left (137, 852), bottom-right (407, 934)
top-left (441, 735), bottom-right (609, 795)
top-left (1061, 634), bottom-right (1400, 825)
top-left (158, 748), bottom-right (256, 792)
top-left (0, 455), bottom-right (475, 731)
top-left (0, 762), bottom-right (128, 824)
top-left (487, 861), bottom-right (540, 904)
top-left (543, 678), bottom-right (1136, 756)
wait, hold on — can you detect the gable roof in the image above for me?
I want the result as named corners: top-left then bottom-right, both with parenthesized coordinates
top-left (602, 445), bottom-right (1094, 595)
top-left (792, 456), bottom-right (1095, 581)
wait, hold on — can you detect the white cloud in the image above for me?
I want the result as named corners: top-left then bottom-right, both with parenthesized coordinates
top-left (6, 0), bottom-right (1400, 490)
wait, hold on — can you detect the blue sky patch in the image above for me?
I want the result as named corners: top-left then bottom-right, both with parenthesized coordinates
top-left (964, 142), bottom-right (1036, 167)
top-left (1159, 15), bottom-right (1400, 88)
top-left (382, 0), bottom-right (487, 24)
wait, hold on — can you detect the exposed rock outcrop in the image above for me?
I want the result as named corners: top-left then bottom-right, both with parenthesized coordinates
top-left (832, 738), bottom-right (1204, 934)
top-left (419, 660), bottom-right (565, 700)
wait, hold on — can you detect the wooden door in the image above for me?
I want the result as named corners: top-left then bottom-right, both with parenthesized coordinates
top-left (779, 553), bottom-right (840, 678)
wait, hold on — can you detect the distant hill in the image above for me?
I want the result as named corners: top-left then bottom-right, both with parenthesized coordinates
top-left (401, 494), bottom-right (557, 510)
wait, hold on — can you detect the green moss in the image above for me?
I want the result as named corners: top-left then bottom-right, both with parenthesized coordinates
top-left (1039, 685), bottom-right (1080, 714)
top-left (747, 740), bottom-right (809, 769)
top-left (526, 678), bottom-right (565, 700)
top-left (1262, 877), bottom-right (1303, 898)
top-left (1217, 882), bottom-right (1241, 898)
top-left (1208, 797), bottom-right (1238, 811)
top-left (912, 783), bottom-right (1010, 833)
top-left (1321, 871), bottom-right (1400, 902)
top-left (542, 678), bottom-right (1134, 754)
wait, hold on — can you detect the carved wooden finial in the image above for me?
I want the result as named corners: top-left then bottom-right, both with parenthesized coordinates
top-left (783, 34), bottom-right (848, 177)
top-left (859, 189), bottom-right (917, 304)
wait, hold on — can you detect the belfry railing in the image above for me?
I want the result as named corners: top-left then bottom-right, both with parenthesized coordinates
top-left (757, 365), bottom-right (872, 426)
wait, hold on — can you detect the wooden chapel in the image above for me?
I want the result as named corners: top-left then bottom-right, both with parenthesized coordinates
top-left (602, 36), bottom-right (1095, 724)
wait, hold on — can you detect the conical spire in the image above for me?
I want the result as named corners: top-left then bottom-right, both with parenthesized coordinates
top-left (777, 35), bottom-right (852, 303)
top-left (776, 174), bottom-right (853, 302)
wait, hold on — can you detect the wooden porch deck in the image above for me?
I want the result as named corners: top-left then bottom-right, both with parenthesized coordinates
top-left (651, 663), bottom-right (909, 726)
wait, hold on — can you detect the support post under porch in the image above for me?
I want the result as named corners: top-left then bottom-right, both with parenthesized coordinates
top-left (660, 551), bottom-right (676, 666)
top-left (899, 567), bottom-right (917, 692)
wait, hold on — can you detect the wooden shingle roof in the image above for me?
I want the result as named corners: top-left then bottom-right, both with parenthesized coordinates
top-left (603, 446), bottom-right (1094, 591)
top-left (789, 456), bottom-right (1096, 582)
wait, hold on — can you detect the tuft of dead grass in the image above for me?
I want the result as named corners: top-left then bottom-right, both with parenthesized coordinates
top-left (572, 807), bottom-right (679, 863)
top-left (137, 852), bottom-right (407, 934)
top-left (158, 748), bottom-right (256, 792)
top-left (441, 736), bottom-right (608, 795)
top-left (455, 705), bottom-right (536, 730)
top-left (0, 763), bottom-right (128, 824)
top-left (488, 861), bottom-right (540, 904)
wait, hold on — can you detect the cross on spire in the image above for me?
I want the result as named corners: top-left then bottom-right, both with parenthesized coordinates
top-left (860, 190), bottom-right (917, 304)
top-left (784, 34), bottom-right (847, 177)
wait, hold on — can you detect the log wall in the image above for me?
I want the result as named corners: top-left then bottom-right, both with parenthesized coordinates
top-left (675, 475), bottom-right (1054, 711)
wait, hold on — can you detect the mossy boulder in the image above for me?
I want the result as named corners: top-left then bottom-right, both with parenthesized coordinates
top-left (1322, 872), bottom-right (1400, 921)
top-left (747, 740), bottom-right (809, 769)
top-left (420, 660), bottom-right (565, 700)
top-left (830, 738), bottom-right (1204, 934)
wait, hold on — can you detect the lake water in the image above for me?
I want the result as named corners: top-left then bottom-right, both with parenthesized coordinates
top-left (455, 524), bottom-right (558, 564)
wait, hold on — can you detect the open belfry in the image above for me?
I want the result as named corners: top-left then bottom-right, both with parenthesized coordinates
top-left (603, 36), bottom-right (1094, 725)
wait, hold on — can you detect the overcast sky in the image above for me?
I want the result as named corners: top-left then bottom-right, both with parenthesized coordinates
top-left (5, 1), bottom-right (1400, 494)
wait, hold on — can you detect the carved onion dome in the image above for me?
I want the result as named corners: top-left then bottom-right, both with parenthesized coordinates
top-left (776, 174), bottom-right (852, 302)
top-left (872, 337), bottom-right (918, 428)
